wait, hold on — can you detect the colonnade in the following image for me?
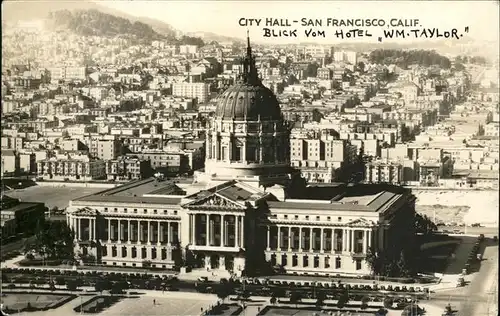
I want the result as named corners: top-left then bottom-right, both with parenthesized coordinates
top-left (266, 226), bottom-right (373, 254)
top-left (70, 216), bottom-right (179, 245)
top-left (189, 213), bottom-right (244, 248)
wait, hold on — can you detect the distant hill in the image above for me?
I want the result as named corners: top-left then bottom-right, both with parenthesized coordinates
top-left (186, 31), bottom-right (244, 44)
top-left (368, 49), bottom-right (452, 69)
top-left (47, 9), bottom-right (166, 41)
top-left (2, 0), bottom-right (240, 44)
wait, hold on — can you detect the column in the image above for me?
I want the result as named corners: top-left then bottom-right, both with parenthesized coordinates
top-left (235, 216), bottom-right (240, 248)
top-left (117, 220), bottom-right (122, 243)
top-left (298, 227), bottom-right (302, 251)
top-left (320, 228), bottom-right (324, 253)
top-left (350, 229), bottom-right (355, 252)
top-left (364, 229), bottom-right (369, 253)
top-left (137, 221), bottom-right (141, 243)
top-left (309, 227), bottom-right (313, 252)
top-left (167, 222), bottom-right (171, 244)
top-left (342, 229), bottom-right (347, 252)
top-left (288, 227), bottom-right (292, 251)
top-left (191, 215), bottom-right (196, 245)
top-left (89, 219), bottom-right (93, 240)
top-left (368, 230), bottom-right (372, 248)
top-left (78, 218), bottom-right (82, 240)
top-left (220, 215), bottom-right (225, 247)
top-left (209, 216), bottom-right (214, 245)
top-left (266, 226), bottom-right (270, 250)
top-left (277, 226), bottom-right (281, 250)
top-left (205, 214), bottom-right (210, 246)
top-left (331, 229), bottom-right (335, 252)
top-left (107, 219), bottom-right (111, 241)
top-left (177, 222), bottom-right (180, 244)
top-left (128, 221), bottom-right (131, 243)
top-left (147, 220), bottom-right (151, 244)
top-left (349, 229), bottom-right (353, 252)
top-left (224, 219), bottom-right (229, 246)
top-left (157, 222), bottom-right (161, 245)
top-left (240, 216), bottom-right (244, 248)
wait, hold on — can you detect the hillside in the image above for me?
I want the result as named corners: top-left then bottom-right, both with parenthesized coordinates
top-left (2, 0), bottom-right (240, 43)
top-left (368, 49), bottom-right (452, 69)
top-left (47, 9), bottom-right (166, 41)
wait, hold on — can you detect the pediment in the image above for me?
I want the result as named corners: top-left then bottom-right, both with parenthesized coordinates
top-left (347, 217), bottom-right (375, 227)
top-left (186, 193), bottom-right (245, 209)
top-left (73, 207), bottom-right (99, 216)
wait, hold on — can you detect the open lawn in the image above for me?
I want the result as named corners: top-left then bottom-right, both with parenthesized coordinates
top-left (414, 190), bottom-right (499, 227)
top-left (100, 294), bottom-right (218, 316)
top-left (7, 186), bottom-right (104, 209)
top-left (0, 293), bottom-right (71, 311)
top-left (417, 234), bottom-right (461, 274)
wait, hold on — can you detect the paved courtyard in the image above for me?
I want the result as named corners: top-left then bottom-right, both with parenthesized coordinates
top-left (7, 186), bottom-right (104, 209)
top-left (100, 292), bottom-right (218, 316)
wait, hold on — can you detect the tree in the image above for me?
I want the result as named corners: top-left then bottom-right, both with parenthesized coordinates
top-left (315, 291), bottom-right (326, 309)
top-left (66, 280), bottom-right (78, 291)
top-left (110, 281), bottom-right (127, 295)
top-left (238, 289), bottom-right (250, 301)
top-left (216, 286), bottom-right (230, 303)
top-left (365, 248), bottom-right (382, 275)
top-left (357, 61), bottom-right (366, 73)
top-left (336, 290), bottom-right (349, 309)
top-left (24, 221), bottom-right (74, 260)
top-left (95, 279), bottom-right (112, 294)
top-left (270, 295), bottom-right (277, 305)
top-left (289, 291), bottom-right (302, 307)
top-left (415, 214), bottom-right (437, 235)
top-left (360, 296), bottom-right (369, 310)
top-left (383, 297), bottom-right (393, 309)
top-left (397, 251), bottom-right (411, 277)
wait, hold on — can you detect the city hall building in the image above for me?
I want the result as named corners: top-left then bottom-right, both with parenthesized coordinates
top-left (67, 38), bottom-right (416, 277)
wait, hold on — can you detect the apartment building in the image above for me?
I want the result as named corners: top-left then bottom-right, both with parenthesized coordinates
top-left (105, 157), bottom-right (153, 181)
top-left (126, 151), bottom-right (189, 175)
top-left (36, 157), bottom-right (106, 181)
top-left (172, 82), bottom-right (210, 103)
top-left (290, 136), bottom-right (356, 183)
top-left (365, 161), bottom-right (404, 185)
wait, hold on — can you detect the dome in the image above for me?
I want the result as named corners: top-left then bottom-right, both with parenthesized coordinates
top-left (214, 83), bottom-right (282, 120)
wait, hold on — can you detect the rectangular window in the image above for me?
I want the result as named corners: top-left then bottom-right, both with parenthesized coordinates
top-left (335, 257), bottom-right (341, 269)
top-left (221, 147), bottom-right (227, 161)
top-left (233, 147), bottom-right (242, 161)
top-left (356, 259), bottom-right (362, 270)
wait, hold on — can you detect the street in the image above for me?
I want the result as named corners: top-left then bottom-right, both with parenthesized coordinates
top-left (458, 239), bottom-right (498, 316)
top-left (438, 226), bottom-right (499, 237)
top-left (1, 236), bottom-right (34, 255)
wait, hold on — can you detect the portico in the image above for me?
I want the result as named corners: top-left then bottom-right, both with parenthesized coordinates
top-left (182, 190), bottom-right (251, 275)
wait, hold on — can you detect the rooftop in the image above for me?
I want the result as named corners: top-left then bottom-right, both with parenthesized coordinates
top-left (184, 180), bottom-right (267, 204)
top-left (74, 178), bottom-right (185, 205)
top-left (269, 183), bottom-right (411, 213)
top-left (268, 190), bottom-right (399, 213)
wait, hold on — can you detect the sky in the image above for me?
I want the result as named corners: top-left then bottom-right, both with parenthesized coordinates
top-left (95, 0), bottom-right (500, 44)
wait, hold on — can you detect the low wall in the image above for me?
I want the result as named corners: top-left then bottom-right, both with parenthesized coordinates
top-left (35, 181), bottom-right (119, 189)
top-left (405, 186), bottom-right (497, 192)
